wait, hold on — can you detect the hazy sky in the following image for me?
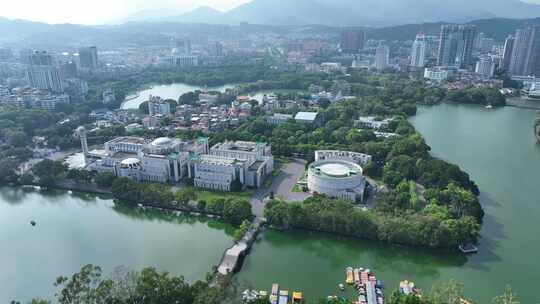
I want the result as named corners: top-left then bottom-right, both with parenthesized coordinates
top-left (0, 0), bottom-right (253, 25)
top-left (2, 0), bottom-right (540, 25)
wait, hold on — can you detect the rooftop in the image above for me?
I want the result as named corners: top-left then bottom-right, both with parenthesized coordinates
top-left (111, 152), bottom-right (138, 160)
top-left (212, 140), bottom-right (265, 153)
top-left (107, 136), bottom-right (147, 145)
top-left (151, 137), bottom-right (173, 146)
top-left (198, 155), bottom-right (246, 166)
top-left (248, 160), bottom-right (266, 171)
top-left (309, 159), bottom-right (362, 179)
top-left (319, 163), bottom-right (351, 178)
top-left (295, 112), bottom-right (318, 121)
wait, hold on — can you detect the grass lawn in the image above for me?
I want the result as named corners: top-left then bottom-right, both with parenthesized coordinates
top-left (291, 184), bottom-right (303, 193)
top-left (182, 186), bottom-right (253, 202)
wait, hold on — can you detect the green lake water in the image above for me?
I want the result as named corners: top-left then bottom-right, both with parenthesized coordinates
top-left (0, 187), bottom-right (235, 303)
top-left (237, 103), bottom-right (540, 303)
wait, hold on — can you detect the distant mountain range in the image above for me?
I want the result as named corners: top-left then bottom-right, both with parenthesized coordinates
top-left (123, 0), bottom-right (540, 27)
top-left (1, 15), bottom-right (540, 49)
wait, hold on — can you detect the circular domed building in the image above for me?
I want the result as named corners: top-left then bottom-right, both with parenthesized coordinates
top-left (120, 157), bottom-right (142, 169)
top-left (118, 158), bottom-right (143, 180)
top-left (151, 137), bottom-right (173, 146)
top-left (307, 159), bottom-right (366, 203)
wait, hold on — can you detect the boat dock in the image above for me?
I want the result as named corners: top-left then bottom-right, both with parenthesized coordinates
top-left (243, 283), bottom-right (303, 304)
top-left (343, 267), bottom-right (384, 304)
top-left (459, 244), bottom-right (478, 254)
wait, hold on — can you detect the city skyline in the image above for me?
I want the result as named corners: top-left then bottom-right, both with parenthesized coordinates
top-left (0, 0), bottom-right (253, 25)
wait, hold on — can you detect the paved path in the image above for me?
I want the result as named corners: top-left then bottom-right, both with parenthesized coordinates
top-left (250, 158), bottom-right (310, 218)
top-left (217, 218), bottom-right (263, 275)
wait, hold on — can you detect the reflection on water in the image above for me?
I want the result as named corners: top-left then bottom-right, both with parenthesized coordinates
top-left (0, 187), bottom-right (235, 303)
top-left (121, 83), bottom-right (237, 109)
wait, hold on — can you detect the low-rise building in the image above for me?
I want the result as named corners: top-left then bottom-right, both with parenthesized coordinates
top-left (266, 113), bottom-right (294, 125)
top-left (81, 135), bottom-right (273, 191)
top-left (315, 150), bottom-right (372, 166)
top-left (295, 111), bottom-right (320, 125)
top-left (191, 141), bottom-right (274, 190)
top-left (424, 67), bottom-right (449, 82)
top-left (199, 92), bottom-right (219, 104)
top-left (356, 116), bottom-right (393, 130)
top-left (192, 155), bottom-right (248, 192)
top-left (320, 62), bottom-right (344, 74)
top-left (307, 159), bottom-right (367, 203)
top-left (87, 136), bottom-right (209, 183)
top-left (148, 96), bottom-right (171, 116)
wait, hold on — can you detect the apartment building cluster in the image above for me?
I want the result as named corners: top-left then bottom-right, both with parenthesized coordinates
top-left (0, 85), bottom-right (69, 110)
top-left (141, 92), bottom-right (254, 132)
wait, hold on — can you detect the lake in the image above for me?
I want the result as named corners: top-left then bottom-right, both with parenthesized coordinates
top-left (237, 103), bottom-right (540, 303)
top-left (121, 83), bottom-right (237, 109)
top-left (0, 187), bottom-right (235, 303)
top-left (120, 83), bottom-right (305, 110)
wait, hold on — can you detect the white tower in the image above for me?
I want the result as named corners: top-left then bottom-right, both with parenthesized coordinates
top-left (411, 33), bottom-right (427, 67)
top-left (375, 44), bottom-right (390, 71)
top-left (76, 126), bottom-right (89, 165)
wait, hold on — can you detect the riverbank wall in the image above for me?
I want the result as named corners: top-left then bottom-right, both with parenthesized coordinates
top-left (506, 97), bottom-right (540, 110)
top-left (15, 181), bottom-right (111, 195)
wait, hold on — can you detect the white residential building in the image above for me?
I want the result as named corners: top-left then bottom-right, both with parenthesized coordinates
top-left (375, 45), bottom-right (390, 71)
top-left (148, 95), bottom-right (171, 116)
top-left (320, 62), bottom-right (343, 73)
top-left (424, 67), bottom-right (450, 82)
top-left (475, 56), bottom-right (496, 78)
top-left (410, 33), bottom-right (427, 67)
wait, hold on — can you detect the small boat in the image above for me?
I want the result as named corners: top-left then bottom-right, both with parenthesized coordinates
top-left (279, 290), bottom-right (289, 304)
top-left (270, 283), bottom-right (279, 304)
top-left (346, 267), bottom-right (354, 284)
top-left (459, 244), bottom-right (478, 254)
top-left (292, 291), bottom-right (303, 304)
top-left (353, 268), bottom-right (360, 283)
top-left (339, 283), bottom-right (345, 291)
top-left (30, 220), bottom-right (36, 226)
top-left (485, 104), bottom-right (493, 109)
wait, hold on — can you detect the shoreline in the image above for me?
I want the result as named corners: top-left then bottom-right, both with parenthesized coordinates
top-left (13, 180), bottom-right (470, 253)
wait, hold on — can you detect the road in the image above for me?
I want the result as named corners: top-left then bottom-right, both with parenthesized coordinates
top-left (250, 158), bottom-right (311, 218)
